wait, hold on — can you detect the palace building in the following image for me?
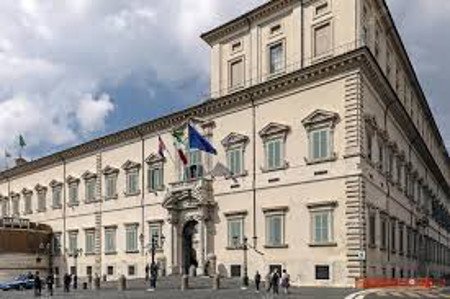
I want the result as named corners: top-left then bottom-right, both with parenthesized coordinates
top-left (0, 0), bottom-right (449, 287)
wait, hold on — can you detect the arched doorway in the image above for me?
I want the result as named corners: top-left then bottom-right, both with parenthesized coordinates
top-left (182, 220), bottom-right (199, 275)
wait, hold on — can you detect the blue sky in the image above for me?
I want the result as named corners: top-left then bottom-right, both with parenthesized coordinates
top-left (0, 0), bottom-right (448, 162)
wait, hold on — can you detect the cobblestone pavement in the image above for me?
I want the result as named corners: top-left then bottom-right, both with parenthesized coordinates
top-left (364, 287), bottom-right (450, 298)
top-left (0, 277), bottom-right (357, 299)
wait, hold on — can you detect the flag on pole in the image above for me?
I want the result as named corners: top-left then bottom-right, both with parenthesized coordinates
top-left (172, 130), bottom-right (188, 165)
top-left (188, 123), bottom-right (217, 155)
top-left (19, 135), bottom-right (26, 148)
top-left (158, 136), bottom-right (166, 158)
top-left (4, 150), bottom-right (11, 158)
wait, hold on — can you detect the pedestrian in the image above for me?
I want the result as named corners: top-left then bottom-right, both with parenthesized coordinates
top-left (63, 273), bottom-right (70, 292)
top-left (73, 274), bottom-right (78, 289)
top-left (266, 270), bottom-right (273, 292)
top-left (281, 269), bottom-right (290, 294)
top-left (145, 264), bottom-right (150, 281)
top-left (271, 269), bottom-right (280, 294)
top-left (46, 273), bottom-right (54, 296)
top-left (34, 271), bottom-right (42, 297)
top-left (254, 271), bottom-right (261, 293)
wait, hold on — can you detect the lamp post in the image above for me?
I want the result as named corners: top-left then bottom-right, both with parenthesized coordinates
top-left (233, 235), bottom-right (249, 289)
top-left (73, 248), bottom-right (83, 276)
top-left (147, 233), bottom-right (165, 291)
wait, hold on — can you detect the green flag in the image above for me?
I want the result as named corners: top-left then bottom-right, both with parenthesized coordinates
top-left (19, 135), bottom-right (26, 148)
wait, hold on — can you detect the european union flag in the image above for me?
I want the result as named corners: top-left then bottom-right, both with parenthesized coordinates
top-left (188, 123), bottom-right (217, 155)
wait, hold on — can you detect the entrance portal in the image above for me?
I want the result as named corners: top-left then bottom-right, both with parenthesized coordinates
top-left (182, 220), bottom-right (199, 275)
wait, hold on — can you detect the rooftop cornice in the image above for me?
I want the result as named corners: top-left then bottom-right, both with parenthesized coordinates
top-left (200, 0), bottom-right (299, 46)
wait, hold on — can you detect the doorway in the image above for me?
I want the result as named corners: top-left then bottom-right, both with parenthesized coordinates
top-left (182, 220), bottom-right (199, 275)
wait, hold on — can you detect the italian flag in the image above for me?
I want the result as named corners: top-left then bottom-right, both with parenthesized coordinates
top-left (172, 130), bottom-right (188, 165)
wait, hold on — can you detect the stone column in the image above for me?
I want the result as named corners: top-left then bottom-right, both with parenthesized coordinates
top-left (167, 217), bottom-right (180, 275)
top-left (197, 218), bottom-right (205, 276)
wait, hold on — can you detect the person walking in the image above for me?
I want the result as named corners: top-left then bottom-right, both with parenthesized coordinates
top-left (34, 271), bottom-right (42, 297)
top-left (265, 270), bottom-right (273, 292)
top-left (46, 273), bottom-right (54, 296)
top-left (281, 269), bottom-right (290, 294)
top-left (271, 269), bottom-right (280, 295)
top-left (254, 271), bottom-right (261, 293)
top-left (73, 274), bottom-right (78, 289)
top-left (63, 273), bottom-right (70, 293)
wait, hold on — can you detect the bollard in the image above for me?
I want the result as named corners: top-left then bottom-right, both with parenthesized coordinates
top-left (93, 274), bottom-right (101, 290)
top-left (213, 274), bottom-right (220, 290)
top-left (103, 274), bottom-right (107, 282)
top-left (181, 274), bottom-right (189, 291)
top-left (117, 275), bottom-right (126, 291)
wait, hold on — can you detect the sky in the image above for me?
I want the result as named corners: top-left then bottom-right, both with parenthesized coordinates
top-left (0, 0), bottom-right (448, 163)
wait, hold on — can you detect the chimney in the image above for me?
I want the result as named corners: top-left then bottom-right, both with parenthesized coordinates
top-left (15, 157), bottom-right (28, 166)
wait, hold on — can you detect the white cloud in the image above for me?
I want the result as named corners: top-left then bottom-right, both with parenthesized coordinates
top-left (76, 94), bottom-right (115, 134)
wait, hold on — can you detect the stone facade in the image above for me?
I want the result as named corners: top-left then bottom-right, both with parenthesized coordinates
top-left (0, 0), bottom-right (448, 288)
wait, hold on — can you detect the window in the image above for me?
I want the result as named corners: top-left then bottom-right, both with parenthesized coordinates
top-left (68, 231), bottom-right (78, 255)
top-left (105, 175), bottom-right (117, 199)
top-left (148, 167), bottom-right (163, 191)
top-left (53, 233), bottom-right (62, 255)
top-left (51, 182), bottom-right (62, 209)
top-left (366, 130), bottom-right (373, 161)
top-left (396, 159), bottom-right (403, 187)
top-left (122, 160), bottom-right (141, 195)
top-left (67, 176), bottom-right (80, 206)
top-left (380, 215), bottom-right (387, 250)
top-left (229, 58), bottom-right (244, 89)
top-left (314, 22), bottom-right (332, 57)
top-left (369, 211), bottom-right (376, 247)
top-left (11, 194), bottom-right (19, 216)
top-left (35, 185), bottom-right (47, 212)
top-left (128, 265), bottom-right (136, 276)
top-left (311, 129), bottom-right (330, 160)
top-left (227, 217), bottom-right (244, 248)
top-left (1, 198), bottom-right (8, 216)
top-left (268, 42), bottom-right (284, 74)
top-left (86, 266), bottom-right (92, 277)
top-left (312, 211), bottom-right (333, 244)
top-left (149, 222), bottom-right (163, 249)
top-left (266, 138), bottom-right (282, 170)
top-left (107, 266), bottom-right (114, 276)
top-left (315, 2), bottom-right (329, 16)
top-left (125, 224), bottom-right (138, 253)
top-left (231, 41), bottom-right (242, 52)
top-left (222, 133), bottom-right (249, 177)
top-left (85, 229), bottom-right (95, 254)
top-left (104, 227), bottom-right (117, 254)
top-left (259, 123), bottom-right (289, 171)
top-left (266, 214), bottom-right (284, 246)
top-left (391, 219), bottom-right (396, 253)
top-left (230, 265), bottom-right (241, 277)
top-left (270, 24), bottom-right (281, 35)
top-left (185, 150), bottom-right (203, 180)
top-left (398, 223), bottom-right (404, 255)
top-left (378, 139), bottom-right (384, 172)
top-left (23, 191), bottom-right (32, 215)
top-left (315, 265), bottom-right (330, 280)
top-left (85, 179), bottom-right (96, 202)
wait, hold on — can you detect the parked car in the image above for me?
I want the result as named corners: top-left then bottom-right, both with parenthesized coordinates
top-left (0, 275), bottom-right (34, 291)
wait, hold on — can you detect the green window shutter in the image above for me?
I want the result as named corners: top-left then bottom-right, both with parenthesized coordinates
top-left (313, 131), bottom-right (320, 159)
top-left (320, 130), bottom-right (328, 158)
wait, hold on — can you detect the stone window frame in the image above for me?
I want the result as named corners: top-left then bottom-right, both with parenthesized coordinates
top-left (398, 222), bottom-right (405, 256)
top-left (224, 210), bottom-right (247, 250)
top-left (145, 153), bottom-right (165, 193)
top-left (68, 230), bottom-right (79, 257)
top-left (379, 211), bottom-right (388, 251)
top-left (313, 0), bottom-right (331, 18)
top-left (10, 192), bottom-right (20, 217)
top-left (367, 206), bottom-right (377, 249)
top-left (230, 38), bottom-right (243, 54)
top-left (259, 122), bottom-right (290, 172)
top-left (311, 18), bottom-right (334, 61)
top-left (263, 206), bottom-right (289, 249)
top-left (35, 184), bottom-right (48, 213)
top-left (82, 171), bottom-right (98, 204)
top-left (395, 151), bottom-right (405, 191)
top-left (103, 166), bottom-right (119, 200)
top-left (307, 201), bottom-right (338, 247)
top-left (221, 132), bottom-right (249, 178)
top-left (84, 228), bottom-right (96, 255)
top-left (390, 217), bottom-right (397, 254)
top-left (376, 129), bottom-right (388, 174)
top-left (0, 195), bottom-right (8, 217)
top-left (21, 188), bottom-right (33, 215)
top-left (53, 232), bottom-right (62, 256)
top-left (67, 176), bottom-right (80, 207)
top-left (122, 160), bottom-right (141, 197)
top-left (267, 38), bottom-right (286, 77)
top-left (302, 109), bottom-right (339, 165)
top-left (148, 220), bottom-right (164, 250)
top-left (49, 180), bottom-right (63, 210)
top-left (104, 225), bottom-right (117, 255)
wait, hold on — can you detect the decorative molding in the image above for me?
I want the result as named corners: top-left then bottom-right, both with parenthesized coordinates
top-left (302, 109), bottom-right (340, 129)
top-left (306, 200), bottom-right (338, 209)
top-left (66, 175), bottom-right (80, 184)
top-left (34, 184), bottom-right (47, 192)
top-left (145, 153), bottom-right (165, 165)
top-left (82, 171), bottom-right (97, 180)
top-left (122, 160), bottom-right (141, 171)
top-left (259, 122), bottom-right (290, 139)
top-left (224, 210), bottom-right (248, 217)
top-left (21, 188), bottom-right (33, 195)
top-left (102, 165), bottom-right (119, 175)
top-left (221, 132), bottom-right (249, 148)
top-left (49, 179), bottom-right (63, 188)
top-left (262, 206), bottom-right (289, 213)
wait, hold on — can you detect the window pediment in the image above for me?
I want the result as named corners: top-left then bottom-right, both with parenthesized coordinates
top-left (21, 188), bottom-right (33, 195)
top-left (35, 184), bottom-right (48, 192)
top-left (302, 109), bottom-right (339, 129)
top-left (10, 192), bottom-right (20, 199)
top-left (145, 153), bottom-right (165, 165)
top-left (82, 171), bottom-right (97, 180)
top-left (221, 132), bottom-right (249, 148)
top-left (67, 175), bottom-right (80, 184)
top-left (49, 179), bottom-right (63, 188)
top-left (103, 165), bottom-right (119, 175)
top-left (259, 122), bottom-right (290, 139)
top-left (122, 160), bottom-right (141, 171)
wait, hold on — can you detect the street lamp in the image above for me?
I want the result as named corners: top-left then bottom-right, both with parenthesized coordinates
top-left (233, 235), bottom-right (249, 289)
top-left (146, 233), bottom-right (165, 291)
top-left (73, 248), bottom-right (83, 276)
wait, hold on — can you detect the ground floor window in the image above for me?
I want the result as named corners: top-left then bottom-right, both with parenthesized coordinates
top-left (230, 265), bottom-right (241, 277)
top-left (86, 266), bottom-right (92, 276)
top-left (269, 264), bottom-right (282, 274)
top-left (315, 265), bottom-right (330, 280)
top-left (107, 266), bottom-right (114, 276)
top-left (70, 266), bottom-right (76, 275)
top-left (128, 265), bottom-right (136, 276)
